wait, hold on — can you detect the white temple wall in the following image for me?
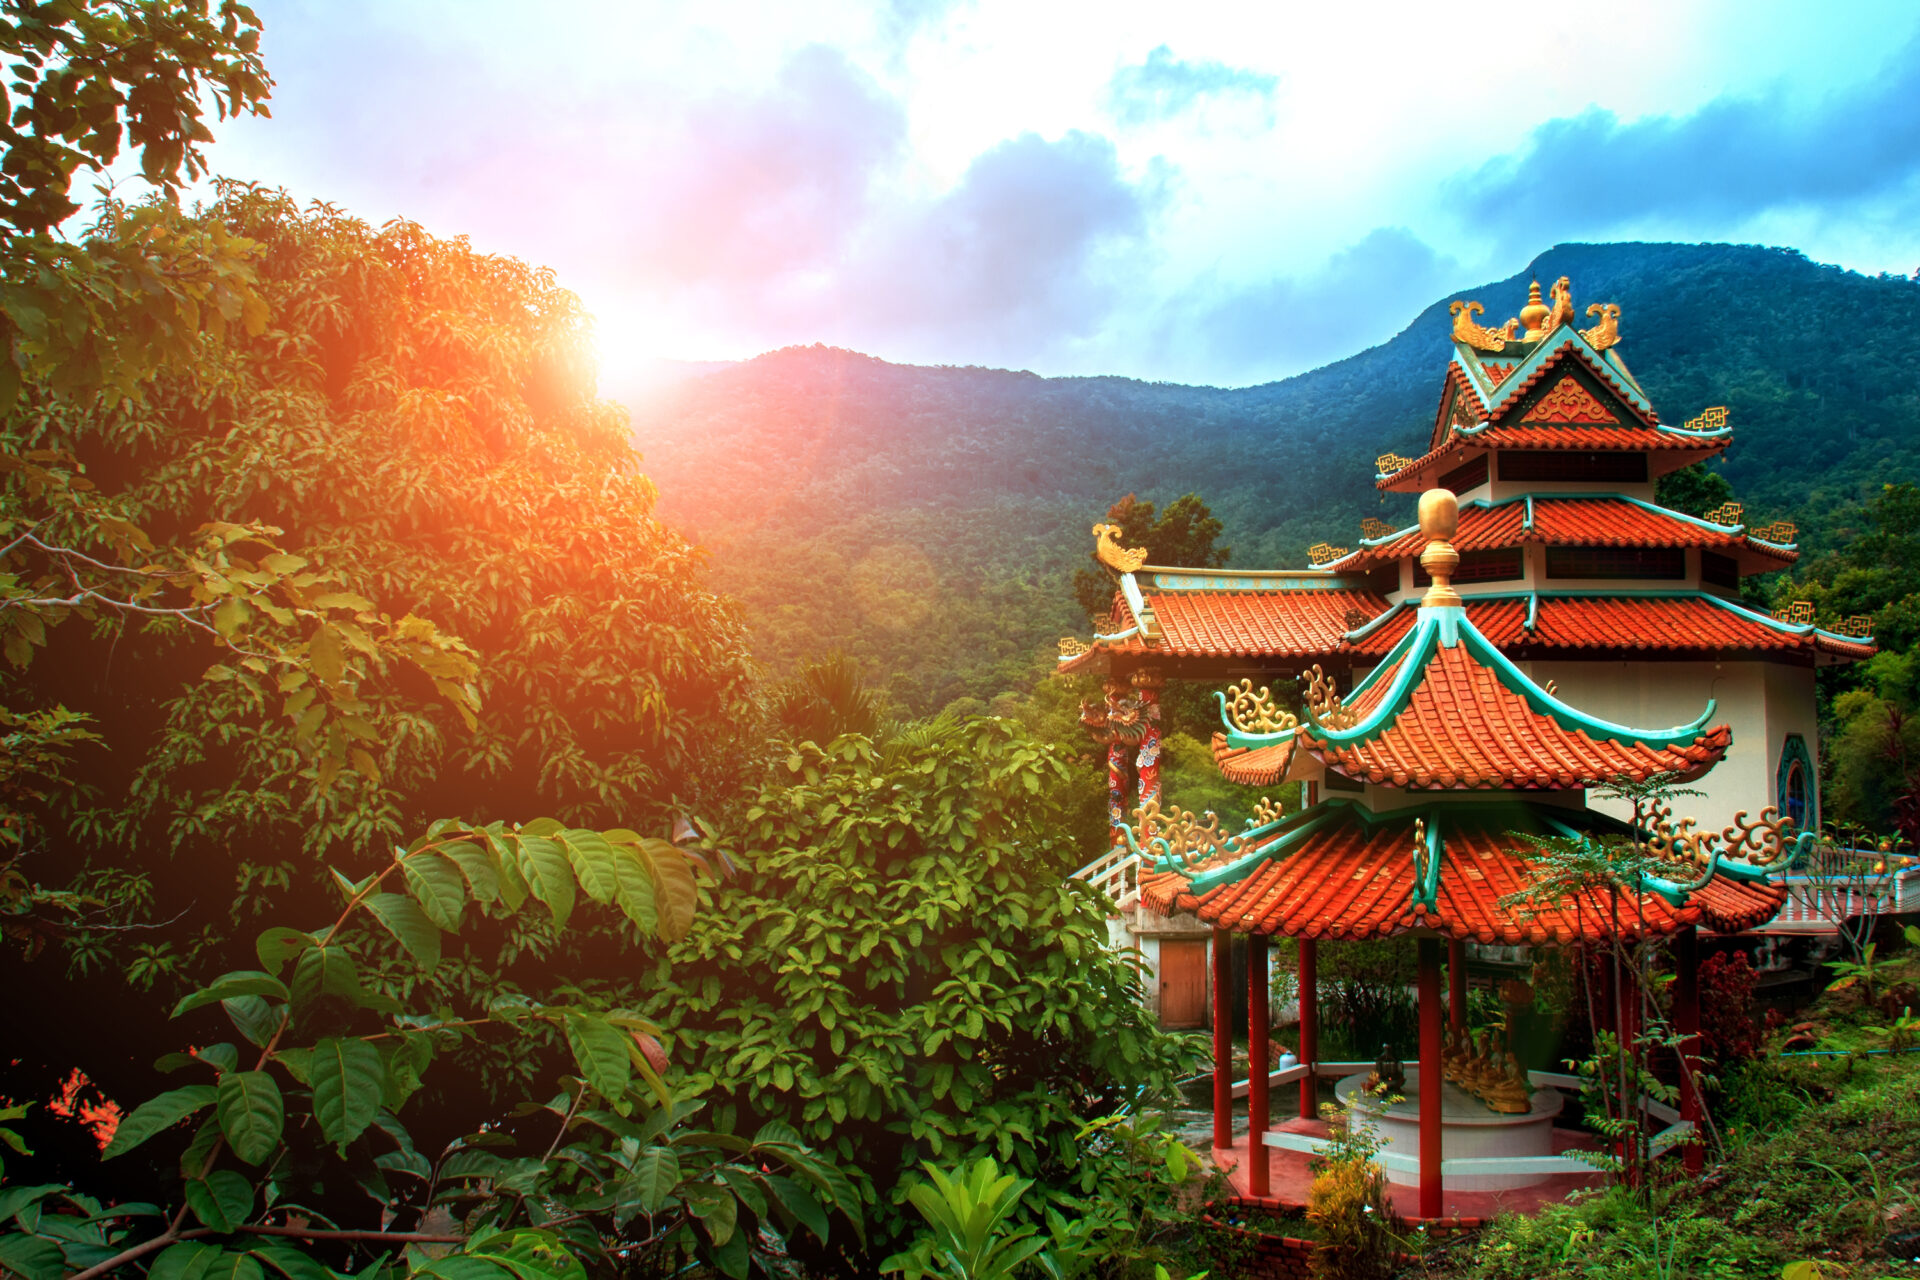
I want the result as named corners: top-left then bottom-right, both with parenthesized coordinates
top-left (1519, 659), bottom-right (1801, 835)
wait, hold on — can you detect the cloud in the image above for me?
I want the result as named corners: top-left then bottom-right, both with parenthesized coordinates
top-left (1106, 45), bottom-right (1276, 125)
top-left (1450, 32), bottom-right (1920, 233)
top-left (1173, 228), bottom-right (1464, 383)
top-left (617, 46), bottom-right (906, 287)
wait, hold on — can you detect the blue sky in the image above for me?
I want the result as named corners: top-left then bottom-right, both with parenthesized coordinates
top-left (200, 0), bottom-right (1920, 387)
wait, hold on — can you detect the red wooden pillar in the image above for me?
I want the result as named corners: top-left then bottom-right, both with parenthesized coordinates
top-left (1212, 928), bottom-right (1232, 1151)
top-left (1447, 938), bottom-right (1467, 1037)
top-left (1418, 936), bottom-right (1444, 1220)
top-left (1675, 926), bottom-right (1703, 1175)
top-left (1248, 934), bottom-right (1271, 1197)
top-left (1298, 938), bottom-right (1319, 1120)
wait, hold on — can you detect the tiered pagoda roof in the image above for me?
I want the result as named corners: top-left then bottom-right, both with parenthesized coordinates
top-left (1058, 274), bottom-right (1876, 676)
top-left (1123, 488), bottom-right (1792, 946)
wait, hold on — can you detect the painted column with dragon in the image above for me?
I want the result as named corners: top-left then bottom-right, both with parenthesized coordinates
top-left (1132, 668), bottom-right (1164, 813)
top-left (1083, 680), bottom-right (1136, 844)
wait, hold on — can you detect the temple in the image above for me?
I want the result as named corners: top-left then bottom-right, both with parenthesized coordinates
top-left (1061, 275), bottom-right (1874, 844)
top-left (1059, 276), bottom-right (1877, 1219)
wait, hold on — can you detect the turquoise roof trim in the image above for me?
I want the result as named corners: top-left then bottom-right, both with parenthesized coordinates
top-left (1283, 605), bottom-right (1720, 753)
top-left (1181, 806), bottom-right (1344, 891)
top-left (1414, 809), bottom-right (1443, 910)
top-left (1456, 328), bottom-right (1657, 421)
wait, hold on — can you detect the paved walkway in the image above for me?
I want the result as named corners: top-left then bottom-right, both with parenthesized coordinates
top-left (1212, 1115), bottom-right (1605, 1221)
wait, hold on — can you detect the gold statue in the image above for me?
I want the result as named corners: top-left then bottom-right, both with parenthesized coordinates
top-left (1449, 299), bottom-right (1518, 351)
top-left (1546, 276), bottom-right (1575, 333)
top-left (1483, 1052), bottom-right (1532, 1114)
top-left (1580, 302), bottom-right (1621, 351)
top-left (1518, 280), bottom-right (1550, 338)
top-left (1092, 522), bottom-right (1148, 574)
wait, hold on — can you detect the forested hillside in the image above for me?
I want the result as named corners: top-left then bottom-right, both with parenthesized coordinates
top-left (628, 242), bottom-right (1920, 713)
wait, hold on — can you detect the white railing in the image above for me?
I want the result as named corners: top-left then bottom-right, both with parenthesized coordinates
top-left (1069, 845), bottom-right (1139, 907)
top-left (1764, 859), bottom-right (1920, 934)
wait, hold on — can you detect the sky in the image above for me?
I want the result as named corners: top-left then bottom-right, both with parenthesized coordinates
top-left (196, 0), bottom-right (1920, 388)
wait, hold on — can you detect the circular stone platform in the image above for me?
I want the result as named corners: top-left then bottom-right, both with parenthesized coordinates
top-left (1334, 1069), bottom-right (1565, 1191)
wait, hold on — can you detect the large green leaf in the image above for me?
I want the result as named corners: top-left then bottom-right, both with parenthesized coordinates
top-left (184, 1170), bottom-right (254, 1232)
top-left (223, 996), bottom-right (282, 1048)
top-left (516, 836), bottom-right (575, 928)
top-left (634, 839), bottom-right (697, 940)
top-left (149, 1241), bottom-right (223, 1280)
top-left (0, 1233), bottom-right (63, 1280)
top-left (174, 971), bottom-right (289, 1017)
top-left (401, 851), bottom-right (466, 930)
top-left (254, 929), bottom-right (317, 976)
top-left (417, 1259), bottom-right (514, 1280)
top-left (203, 1251), bottom-right (266, 1280)
top-left (466, 1230), bottom-right (588, 1280)
top-left (217, 1071), bottom-right (284, 1164)
top-left (763, 1172), bottom-right (829, 1244)
top-left (562, 1013), bottom-right (630, 1102)
top-left (682, 1183), bottom-right (738, 1247)
top-left (309, 1037), bottom-right (385, 1151)
top-left (622, 1148), bottom-right (681, 1214)
top-left (608, 847), bottom-right (657, 934)
top-left (103, 1084), bottom-right (217, 1159)
top-left (248, 1242), bottom-right (335, 1280)
top-left (364, 893), bottom-right (442, 969)
top-left (440, 840), bottom-right (499, 905)
top-left (558, 829), bottom-right (619, 905)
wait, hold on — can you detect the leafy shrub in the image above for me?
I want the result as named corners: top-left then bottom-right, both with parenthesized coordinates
top-left (1698, 949), bottom-right (1764, 1061)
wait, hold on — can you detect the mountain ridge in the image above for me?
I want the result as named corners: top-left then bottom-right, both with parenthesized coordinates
top-left (629, 241), bottom-right (1920, 711)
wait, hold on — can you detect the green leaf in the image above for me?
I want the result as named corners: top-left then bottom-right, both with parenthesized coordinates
top-left (516, 836), bottom-right (575, 928)
top-left (0, 1234), bottom-right (64, 1280)
top-left (309, 1037), bottom-right (385, 1152)
top-left (0, 1185), bottom-right (62, 1226)
top-left (441, 841), bottom-right (499, 904)
top-left (217, 1071), bottom-right (284, 1165)
top-left (683, 1183), bottom-right (738, 1247)
top-left (622, 1148), bottom-right (681, 1214)
top-left (248, 1242), bottom-right (336, 1280)
top-left (417, 1260), bottom-right (514, 1280)
top-left (364, 893), bottom-right (441, 969)
top-left (562, 1013), bottom-right (630, 1102)
top-left (289, 945), bottom-right (364, 1010)
top-left (765, 1172), bottom-right (830, 1243)
top-left (401, 851), bottom-right (466, 931)
top-left (466, 1230), bottom-right (587, 1280)
top-left (174, 971), bottom-right (290, 1017)
top-left (185, 1169), bottom-right (254, 1232)
top-left (103, 1084), bottom-right (218, 1159)
top-left (149, 1241), bottom-right (223, 1280)
top-left (223, 996), bottom-right (283, 1048)
top-left (308, 623), bottom-right (345, 684)
top-left (559, 830), bottom-right (620, 904)
top-left (204, 1251), bottom-right (265, 1280)
top-left (254, 928), bottom-right (316, 976)
top-left (609, 847), bottom-right (657, 934)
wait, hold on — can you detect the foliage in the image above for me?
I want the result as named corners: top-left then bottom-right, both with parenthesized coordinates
top-left (1697, 949), bottom-right (1763, 1062)
top-left (881, 1158), bottom-right (1056, 1280)
top-left (644, 716), bottom-right (1197, 1243)
top-left (0, 819), bottom-right (859, 1280)
top-left (1825, 942), bottom-right (1886, 1003)
top-left (769, 653), bottom-right (890, 746)
top-left (1653, 462), bottom-right (1735, 519)
top-left (1823, 650), bottom-right (1920, 839)
top-left (2, 184), bottom-right (759, 1146)
top-left (1071, 493), bottom-right (1228, 624)
top-left (1304, 1103), bottom-right (1405, 1280)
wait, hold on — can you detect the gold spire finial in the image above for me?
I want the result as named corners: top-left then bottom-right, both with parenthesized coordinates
top-left (1418, 488), bottom-right (1461, 608)
top-left (1519, 280), bottom-right (1550, 336)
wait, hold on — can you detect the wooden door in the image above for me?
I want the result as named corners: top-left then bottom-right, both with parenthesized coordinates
top-left (1158, 939), bottom-right (1207, 1029)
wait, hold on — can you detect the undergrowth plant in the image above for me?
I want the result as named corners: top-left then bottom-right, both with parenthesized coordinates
top-left (0, 821), bottom-right (860, 1280)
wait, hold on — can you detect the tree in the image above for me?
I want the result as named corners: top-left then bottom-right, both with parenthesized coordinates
top-left (1071, 493), bottom-right (1227, 623)
top-left (642, 716), bottom-right (1195, 1250)
top-left (1653, 462), bottom-right (1734, 519)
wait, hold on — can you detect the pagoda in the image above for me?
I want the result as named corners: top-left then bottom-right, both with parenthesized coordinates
top-left (1061, 274), bottom-right (1874, 842)
top-left (1058, 275), bottom-right (1875, 1217)
top-left (1123, 487), bottom-right (1798, 1217)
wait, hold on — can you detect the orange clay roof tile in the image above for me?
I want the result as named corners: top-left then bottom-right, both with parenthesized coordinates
top-left (1136, 804), bottom-right (1785, 942)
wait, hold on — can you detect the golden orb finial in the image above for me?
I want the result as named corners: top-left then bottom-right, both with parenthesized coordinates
top-left (1519, 279), bottom-right (1549, 337)
top-left (1418, 488), bottom-right (1462, 608)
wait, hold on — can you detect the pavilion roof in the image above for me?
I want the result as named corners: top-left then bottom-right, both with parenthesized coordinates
top-left (1217, 603), bottom-right (1732, 791)
top-left (1133, 799), bottom-right (1786, 943)
top-left (1323, 495), bottom-right (1797, 574)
